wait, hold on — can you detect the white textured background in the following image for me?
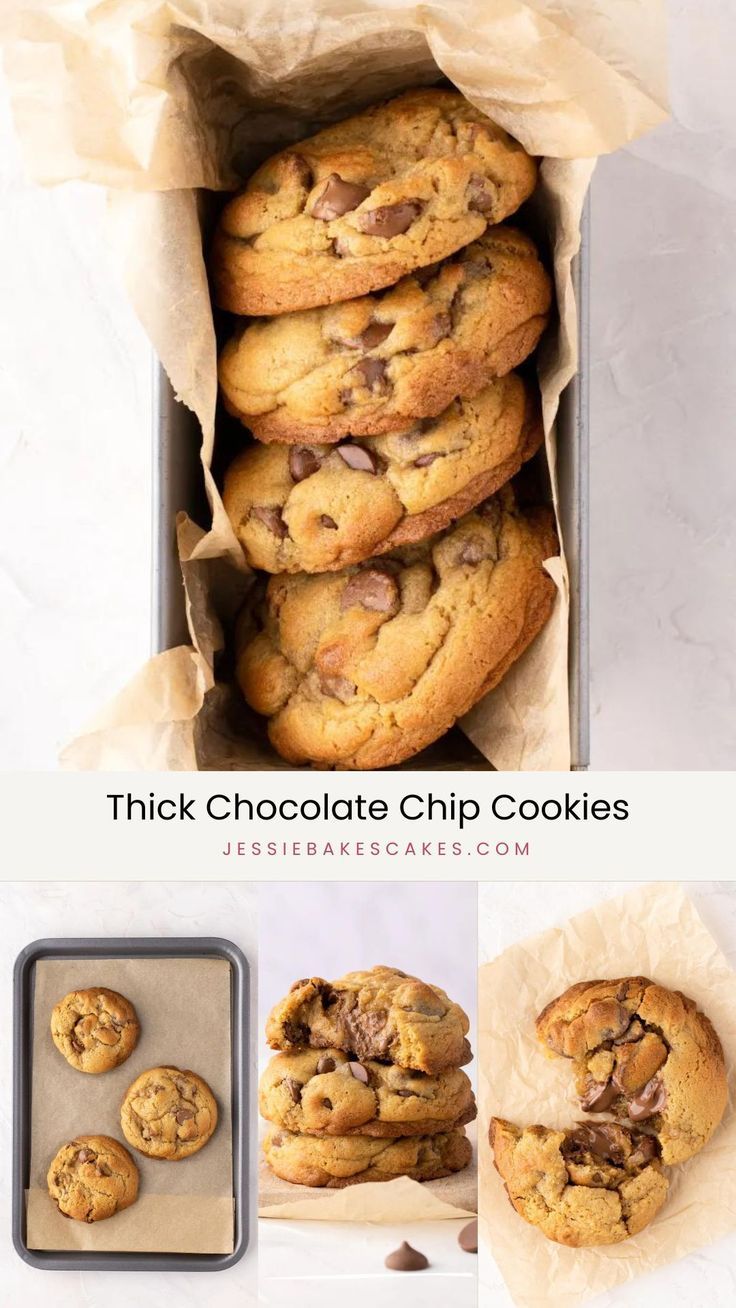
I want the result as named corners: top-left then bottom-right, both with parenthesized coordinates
top-left (0, 2), bottom-right (735, 768)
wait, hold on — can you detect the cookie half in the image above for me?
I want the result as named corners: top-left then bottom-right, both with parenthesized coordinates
top-left (223, 374), bottom-right (542, 573)
top-left (260, 1047), bottom-right (476, 1136)
top-left (47, 1134), bottom-right (139, 1223)
top-left (536, 977), bottom-right (728, 1165)
top-left (120, 1066), bottom-right (218, 1160)
top-left (212, 88), bottom-right (537, 315)
top-left (50, 987), bottom-right (140, 1074)
top-left (264, 1124), bottom-right (472, 1187)
top-left (218, 226), bottom-right (552, 443)
top-left (235, 488), bottom-right (557, 770)
top-left (490, 1118), bottom-right (668, 1246)
top-left (265, 966), bottom-right (470, 1075)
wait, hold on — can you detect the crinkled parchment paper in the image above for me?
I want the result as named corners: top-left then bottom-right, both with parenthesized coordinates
top-left (478, 883), bottom-right (736, 1306)
top-left (2, 1), bottom-right (668, 771)
top-left (27, 955), bottom-right (234, 1254)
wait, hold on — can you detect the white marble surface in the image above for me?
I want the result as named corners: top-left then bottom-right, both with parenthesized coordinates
top-left (0, 882), bottom-right (258, 1306)
top-left (479, 881), bottom-right (736, 1306)
top-left (0, 4), bottom-right (735, 768)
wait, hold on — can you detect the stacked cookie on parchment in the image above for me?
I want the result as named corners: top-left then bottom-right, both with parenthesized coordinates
top-left (259, 966), bottom-right (476, 1187)
top-left (212, 88), bottom-right (559, 769)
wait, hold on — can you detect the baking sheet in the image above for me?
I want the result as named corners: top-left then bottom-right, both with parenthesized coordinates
top-left (27, 956), bottom-right (234, 1254)
top-left (478, 883), bottom-right (736, 1306)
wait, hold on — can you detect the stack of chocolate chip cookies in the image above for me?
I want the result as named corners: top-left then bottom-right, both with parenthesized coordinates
top-left (259, 965), bottom-right (476, 1187)
top-left (212, 87), bottom-right (559, 769)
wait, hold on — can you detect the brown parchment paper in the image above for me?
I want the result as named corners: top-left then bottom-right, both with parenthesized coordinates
top-left (259, 1121), bottom-right (477, 1220)
top-left (27, 956), bottom-right (235, 1254)
top-left (478, 884), bottom-right (736, 1307)
top-left (2, 1), bottom-right (669, 772)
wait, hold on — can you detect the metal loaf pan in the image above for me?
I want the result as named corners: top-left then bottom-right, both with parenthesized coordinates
top-left (152, 210), bottom-right (590, 771)
top-left (12, 936), bottom-right (249, 1272)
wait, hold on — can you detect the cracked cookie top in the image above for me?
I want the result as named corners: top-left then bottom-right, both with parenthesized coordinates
top-left (265, 965), bottom-right (470, 1075)
top-left (536, 977), bottom-right (728, 1165)
top-left (212, 88), bottom-right (537, 315)
top-left (47, 1134), bottom-right (139, 1223)
top-left (490, 1118), bottom-right (669, 1246)
top-left (259, 1047), bottom-right (476, 1137)
top-left (50, 987), bottom-right (140, 1074)
top-left (223, 374), bottom-right (542, 573)
top-left (120, 1066), bottom-right (218, 1160)
top-left (263, 1124), bottom-right (472, 1188)
top-left (235, 488), bottom-right (557, 770)
top-left (218, 226), bottom-right (552, 444)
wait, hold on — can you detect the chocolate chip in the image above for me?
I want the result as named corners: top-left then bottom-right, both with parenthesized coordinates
top-left (359, 321), bottom-right (393, 350)
top-left (320, 674), bottom-right (357, 702)
top-left (96, 1163), bottom-right (111, 1177)
top-left (357, 201), bottom-right (423, 237)
top-left (289, 447), bottom-right (321, 482)
top-left (283, 1020), bottom-right (310, 1043)
top-left (341, 568), bottom-right (400, 614)
top-left (459, 536), bottom-right (491, 565)
top-left (283, 1077), bottom-right (302, 1103)
top-left (628, 1077), bottom-right (667, 1122)
top-left (316, 1056), bottom-right (336, 1074)
top-left (175, 1108), bottom-right (195, 1123)
top-left (271, 1134), bottom-right (283, 1147)
top-left (251, 505), bottom-right (288, 538)
top-left (348, 1062), bottom-right (369, 1084)
top-left (336, 442), bottom-right (379, 473)
top-left (76, 1149), bottom-right (93, 1163)
top-left (352, 357), bottom-right (387, 392)
top-left (396, 1089), bottom-right (415, 1098)
top-left (320, 514), bottom-right (338, 529)
top-left (630, 1135), bottom-right (658, 1167)
top-left (323, 1097), bottom-right (333, 1109)
top-left (282, 153), bottom-right (313, 191)
top-left (564, 1123), bottom-right (625, 1164)
top-left (71, 1039), bottom-right (83, 1053)
top-left (312, 174), bottom-right (370, 220)
top-left (385, 1242), bottom-right (429, 1272)
top-left (458, 1219), bottom-right (478, 1253)
top-left (467, 173), bottom-right (495, 213)
top-left (413, 452), bottom-right (440, 467)
top-left (580, 1078), bottom-right (619, 1113)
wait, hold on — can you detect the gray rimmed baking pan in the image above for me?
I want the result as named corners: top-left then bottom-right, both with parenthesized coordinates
top-left (12, 936), bottom-right (249, 1272)
top-left (152, 208), bottom-right (590, 771)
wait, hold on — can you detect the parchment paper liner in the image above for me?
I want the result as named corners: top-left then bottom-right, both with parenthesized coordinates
top-left (478, 883), bottom-right (736, 1306)
top-left (26, 955), bottom-right (234, 1255)
top-left (1, 1), bottom-right (669, 771)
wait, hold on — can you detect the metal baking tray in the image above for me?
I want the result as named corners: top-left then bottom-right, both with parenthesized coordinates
top-left (12, 936), bottom-right (249, 1272)
top-left (152, 208), bottom-right (590, 771)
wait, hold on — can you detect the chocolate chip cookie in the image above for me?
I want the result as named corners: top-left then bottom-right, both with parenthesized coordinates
top-left (263, 1124), bottom-right (472, 1187)
top-left (235, 490), bottom-right (557, 769)
top-left (218, 226), bottom-right (551, 444)
top-left (536, 978), bottom-right (728, 1165)
top-left (260, 1048), bottom-right (476, 1137)
top-left (265, 966), bottom-right (471, 1075)
top-left (490, 1118), bottom-right (669, 1246)
top-left (47, 1135), bottom-right (139, 1223)
top-left (212, 88), bottom-right (536, 316)
top-left (51, 987), bottom-right (140, 1074)
top-left (223, 374), bottom-right (542, 573)
top-left (120, 1066), bottom-right (218, 1160)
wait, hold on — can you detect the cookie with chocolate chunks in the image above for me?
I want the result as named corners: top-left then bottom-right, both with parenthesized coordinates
top-left (490, 1117), bottom-right (669, 1246)
top-left (218, 226), bottom-right (551, 444)
top-left (259, 1047), bottom-right (476, 1136)
top-left (47, 1135), bottom-right (139, 1222)
top-left (120, 1066), bottom-right (218, 1161)
top-left (51, 987), bottom-right (140, 1074)
top-left (235, 487), bottom-right (557, 770)
top-left (211, 88), bottom-right (536, 315)
top-left (536, 978), bottom-right (728, 1165)
top-left (223, 374), bottom-right (542, 573)
top-left (266, 966), bottom-right (470, 1075)
top-left (263, 1124), bottom-right (471, 1187)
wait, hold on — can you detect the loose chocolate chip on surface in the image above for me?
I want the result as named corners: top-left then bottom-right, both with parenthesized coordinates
top-left (385, 1241), bottom-right (429, 1271)
top-left (348, 1061), bottom-right (369, 1084)
top-left (320, 514), bottom-right (339, 530)
top-left (316, 1056), bottom-right (336, 1074)
top-left (357, 201), bottom-right (423, 237)
top-left (467, 174), bottom-right (495, 213)
top-left (289, 447), bottom-right (321, 482)
top-left (283, 1077), bottom-right (302, 1103)
top-left (458, 1218), bottom-right (478, 1253)
top-left (413, 452), bottom-right (440, 467)
top-left (312, 174), bottom-right (371, 220)
top-left (341, 568), bottom-right (400, 614)
top-left (359, 321), bottom-right (393, 350)
top-left (251, 505), bottom-right (288, 538)
top-left (336, 442), bottom-right (378, 473)
top-left (176, 1108), bottom-right (195, 1123)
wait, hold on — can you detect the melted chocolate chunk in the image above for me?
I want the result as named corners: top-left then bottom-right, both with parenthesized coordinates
top-left (341, 568), bottom-right (400, 614)
top-left (336, 442), bottom-right (379, 473)
top-left (312, 174), bottom-right (370, 220)
top-left (251, 505), bottom-right (288, 539)
top-left (628, 1077), bottom-right (667, 1122)
top-left (357, 201), bottom-right (423, 237)
top-left (359, 321), bottom-right (393, 350)
top-left (289, 447), bottom-right (321, 482)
